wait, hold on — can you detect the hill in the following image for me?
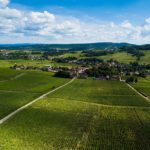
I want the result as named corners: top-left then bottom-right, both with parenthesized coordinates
top-left (0, 42), bottom-right (133, 51)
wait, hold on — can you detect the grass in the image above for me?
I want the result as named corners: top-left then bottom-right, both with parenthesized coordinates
top-left (131, 77), bottom-right (150, 98)
top-left (98, 52), bottom-right (136, 63)
top-left (49, 79), bottom-right (150, 107)
top-left (0, 59), bottom-right (50, 68)
top-left (0, 59), bottom-right (79, 68)
top-left (139, 51), bottom-right (150, 64)
top-left (0, 68), bottom-right (69, 119)
top-left (0, 68), bottom-right (21, 81)
top-left (98, 50), bottom-right (150, 64)
top-left (0, 71), bottom-right (67, 93)
top-left (62, 51), bottom-right (83, 58)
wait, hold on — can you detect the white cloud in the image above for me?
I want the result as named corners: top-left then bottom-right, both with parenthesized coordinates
top-left (0, 0), bottom-right (9, 8)
top-left (0, 7), bottom-right (22, 18)
top-left (29, 11), bottom-right (55, 24)
top-left (121, 20), bottom-right (133, 29)
top-left (0, 0), bottom-right (150, 44)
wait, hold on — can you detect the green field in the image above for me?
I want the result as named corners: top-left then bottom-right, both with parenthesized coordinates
top-left (49, 79), bottom-right (150, 107)
top-left (0, 59), bottom-right (79, 68)
top-left (61, 51), bottom-right (83, 58)
top-left (0, 68), bottom-right (69, 119)
top-left (140, 51), bottom-right (150, 64)
top-left (98, 52), bottom-right (136, 63)
top-left (131, 77), bottom-right (150, 98)
top-left (0, 68), bottom-right (21, 81)
top-left (0, 99), bottom-right (150, 150)
top-left (0, 77), bottom-right (150, 149)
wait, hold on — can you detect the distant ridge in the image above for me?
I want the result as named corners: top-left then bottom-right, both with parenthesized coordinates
top-left (0, 42), bottom-right (149, 51)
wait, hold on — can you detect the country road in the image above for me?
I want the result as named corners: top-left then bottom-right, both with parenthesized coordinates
top-left (0, 78), bottom-right (76, 125)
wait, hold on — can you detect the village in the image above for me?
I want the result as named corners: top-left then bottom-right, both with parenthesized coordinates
top-left (10, 57), bottom-right (150, 83)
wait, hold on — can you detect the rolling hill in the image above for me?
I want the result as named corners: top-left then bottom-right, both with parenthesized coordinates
top-left (0, 42), bottom-right (134, 51)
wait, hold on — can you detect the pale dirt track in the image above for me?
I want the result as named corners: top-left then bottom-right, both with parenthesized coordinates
top-left (0, 78), bottom-right (76, 125)
top-left (0, 73), bottom-right (26, 83)
top-left (126, 83), bottom-right (150, 102)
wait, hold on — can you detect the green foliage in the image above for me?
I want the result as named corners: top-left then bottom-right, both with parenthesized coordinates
top-left (86, 64), bottom-right (119, 78)
top-left (126, 76), bottom-right (138, 83)
top-left (54, 71), bottom-right (72, 78)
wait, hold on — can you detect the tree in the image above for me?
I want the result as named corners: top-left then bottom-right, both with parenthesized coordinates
top-left (134, 78), bottom-right (138, 83)
top-left (54, 71), bottom-right (71, 78)
top-left (126, 77), bottom-right (134, 83)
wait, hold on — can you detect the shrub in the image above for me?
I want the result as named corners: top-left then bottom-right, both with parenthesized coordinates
top-left (54, 71), bottom-right (71, 78)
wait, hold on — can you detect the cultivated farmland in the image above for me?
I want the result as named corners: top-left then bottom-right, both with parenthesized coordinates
top-left (0, 78), bottom-right (150, 149)
top-left (131, 77), bottom-right (150, 98)
top-left (0, 68), bottom-right (69, 119)
top-left (49, 79), bottom-right (150, 107)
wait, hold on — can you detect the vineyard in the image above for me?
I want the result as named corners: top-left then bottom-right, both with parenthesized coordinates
top-left (49, 79), bottom-right (150, 107)
top-left (0, 74), bottom-right (150, 149)
top-left (0, 69), bottom-right (69, 119)
top-left (131, 77), bottom-right (150, 98)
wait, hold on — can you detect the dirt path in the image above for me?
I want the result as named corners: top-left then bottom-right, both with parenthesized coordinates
top-left (10, 73), bottom-right (26, 80)
top-left (126, 83), bottom-right (150, 102)
top-left (0, 78), bottom-right (76, 125)
top-left (0, 73), bottom-right (26, 83)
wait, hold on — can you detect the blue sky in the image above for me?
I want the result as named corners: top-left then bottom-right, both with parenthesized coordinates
top-left (10, 0), bottom-right (149, 22)
top-left (0, 0), bottom-right (150, 44)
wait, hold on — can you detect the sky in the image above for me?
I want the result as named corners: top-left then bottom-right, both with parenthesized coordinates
top-left (0, 0), bottom-right (150, 44)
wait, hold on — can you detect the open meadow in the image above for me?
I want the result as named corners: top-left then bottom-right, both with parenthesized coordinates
top-left (0, 77), bottom-right (150, 150)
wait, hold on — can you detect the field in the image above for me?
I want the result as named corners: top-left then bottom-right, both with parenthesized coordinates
top-left (0, 78), bottom-right (150, 149)
top-left (131, 77), bottom-right (150, 98)
top-left (98, 52), bottom-right (136, 63)
top-left (0, 59), bottom-right (79, 68)
top-left (0, 68), bottom-right (21, 81)
top-left (0, 68), bottom-right (69, 119)
top-left (140, 51), bottom-right (150, 64)
top-left (49, 79), bottom-right (150, 107)
top-left (0, 50), bottom-right (150, 68)
top-left (61, 51), bottom-right (83, 58)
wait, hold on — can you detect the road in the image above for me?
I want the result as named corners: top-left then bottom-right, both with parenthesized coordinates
top-left (0, 78), bottom-right (76, 125)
